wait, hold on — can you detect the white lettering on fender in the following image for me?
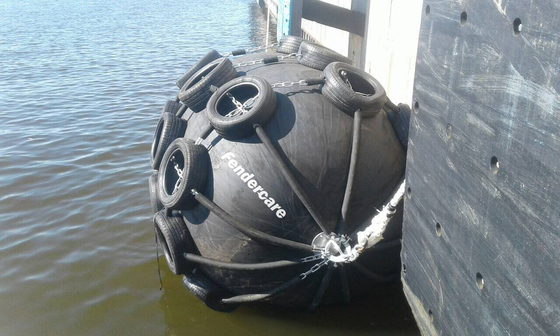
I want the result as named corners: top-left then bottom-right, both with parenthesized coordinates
top-left (221, 152), bottom-right (287, 219)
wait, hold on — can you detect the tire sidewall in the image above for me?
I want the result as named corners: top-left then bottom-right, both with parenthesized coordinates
top-left (158, 139), bottom-right (188, 208)
top-left (206, 76), bottom-right (276, 139)
top-left (178, 58), bottom-right (236, 108)
top-left (158, 138), bottom-right (209, 210)
top-left (323, 62), bottom-right (387, 117)
top-left (176, 49), bottom-right (221, 89)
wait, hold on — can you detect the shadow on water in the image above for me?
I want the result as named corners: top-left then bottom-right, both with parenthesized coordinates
top-left (157, 258), bottom-right (419, 336)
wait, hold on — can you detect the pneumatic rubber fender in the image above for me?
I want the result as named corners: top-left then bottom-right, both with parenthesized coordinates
top-left (178, 58), bottom-right (238, 112)
top-left (277, 35), bottom-right (305, 54)
top-left (322, 62), bottom-right (387, 117)
top-left (176, 49), bottom-right (222, 89)
top-left (206, 76), bottom-right (277, 140)
top-left (297, 41), bottom-right (353, 71)
top-left (158, 138), bottom-right (210, 210)
top-left (153, 210), bottom-right (197, 275)
top-left (151, 112), bottom-right (187, 170)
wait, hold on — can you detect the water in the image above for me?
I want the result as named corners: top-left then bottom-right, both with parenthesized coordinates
top-left (0, 0), bottom-right (418, 335)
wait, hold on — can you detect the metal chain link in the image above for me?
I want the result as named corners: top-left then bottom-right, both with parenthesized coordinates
top-left (222, 43), bottom-right (279, 57)
top-left (270, 79), bottom-right (309, 88)
top-left (340, 70), bottom-right (372, 97)
top-left (171, 156), bottom-right (184, 195)
top-left (233, 59), bottom-right (263, 68)
top-left (246, 42), bottom-right (278, 54)
top-left (301, 254), bottom-right (323, 263)
top-left (300, 259), bottom-right (329, 280)
top-left (277, 52), bottom-right (301, 60)
top-left (226, 92), bottom-right (244, 112)
top-left (233, 53), bottom-right (300, 68)
top-left (224, 92), bottom-right (260, 118)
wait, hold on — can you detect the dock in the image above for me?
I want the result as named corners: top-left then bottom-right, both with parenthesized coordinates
top-left (260, 0), bottom-right (560, 335)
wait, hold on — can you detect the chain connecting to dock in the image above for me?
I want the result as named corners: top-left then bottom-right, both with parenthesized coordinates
top-left (222, 43), bottom-right (279, 57)
top-left (233, 53), bottom-right (301, 68)
top-left (270, 77), bottom-right (325, 88)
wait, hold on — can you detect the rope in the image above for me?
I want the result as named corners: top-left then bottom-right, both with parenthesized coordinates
top-left (353, 178), bottom-right (405, 252)
top-left (309, 178), bottom-right (406, 265)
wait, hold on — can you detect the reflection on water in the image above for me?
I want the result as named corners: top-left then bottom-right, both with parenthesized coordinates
top-left (0, 0), bottom-right (418, 334)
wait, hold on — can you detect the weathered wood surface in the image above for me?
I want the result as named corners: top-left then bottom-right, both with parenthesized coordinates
top-left (401, 0), bottom-right (560, 335)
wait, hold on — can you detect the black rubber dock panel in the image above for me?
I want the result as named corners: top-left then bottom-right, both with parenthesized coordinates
top-left (401, 0), bottom-right (560, 335)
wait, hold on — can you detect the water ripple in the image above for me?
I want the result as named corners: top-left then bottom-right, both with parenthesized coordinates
top-left (0, 0), bottom-right (277, 334)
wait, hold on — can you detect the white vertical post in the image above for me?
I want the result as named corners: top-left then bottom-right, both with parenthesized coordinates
top-left (348, 0), bottom-right (369, 70)
top-left (266, 5), bottom-right (271, 47)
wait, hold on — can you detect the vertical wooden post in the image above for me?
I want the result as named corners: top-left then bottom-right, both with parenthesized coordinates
top-left (348, 0), bottom-right (369, 70)
top-left (289, 0), bottom-right (303, 37)
top-left (276, 0), bottom-right (285, 41)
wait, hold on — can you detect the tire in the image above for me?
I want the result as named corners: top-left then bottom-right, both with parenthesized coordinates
top-left (206, 76), bottom-right (276, 140)
top-left (277, 35), bottom-right (305, 54)
top-left (176, 50), bottom-right (222, 89)
top-left (322, 62), bottom-right (387, 117)
top-left (149, 171), bottom-right (164, 214)
top-left (161, 100), bottom-right (182, 115)
top-left (298, 41), bottom-right (353, 71)
top-left (176, 104), bottom-right (189, 119)
top-left (178, 58), bottom-right (238, 112)
top-left (158, 138), bottom-right (210, 210)
top-left (151, 112), bottom-right (187, 170)
top-left (154, 210), bottom-right (196, 275)
top-left (182, 269), bottom-right (239, 312)
top-left (386, 103), bottom-right (411, 148)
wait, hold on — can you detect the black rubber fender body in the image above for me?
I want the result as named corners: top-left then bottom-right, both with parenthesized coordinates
top-left (154, 210), bottom-right (197, 275)
top-left (178, 57), bottom-right (406, 307)
top-left (322, 62), bottom-right (387, 117)
top-left (178, 58), bottom-right (238, 112)
top-left (151, 112), bottom-right (187, 170)
top-left (176, 50), bottom-right (222, 89)
top-left (158, 138), bottom-right (210, 210)
top-left (206, 76), bottom-right (277, 139)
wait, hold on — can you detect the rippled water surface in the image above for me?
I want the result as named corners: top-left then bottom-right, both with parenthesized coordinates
top-left (0, 0), bottom-right (418, 335)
